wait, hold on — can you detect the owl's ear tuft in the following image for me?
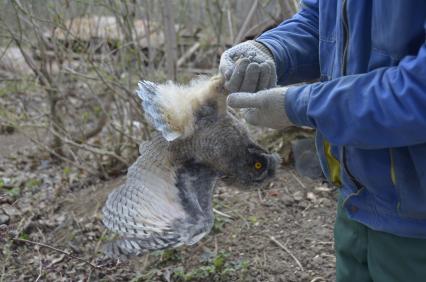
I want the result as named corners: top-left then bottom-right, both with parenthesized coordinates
top-left (136, 76), bottom-right (226, 142)
top-left (137, 80), bottom-right (183, 141)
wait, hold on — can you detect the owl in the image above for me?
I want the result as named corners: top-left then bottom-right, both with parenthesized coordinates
top-left (102, 75), bottom-right (280, 257)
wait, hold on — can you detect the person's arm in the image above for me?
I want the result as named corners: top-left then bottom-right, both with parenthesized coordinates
top-left (286, 39), bottom-right (426, 149)
top-left (256, 0), bottom-right (320, 85)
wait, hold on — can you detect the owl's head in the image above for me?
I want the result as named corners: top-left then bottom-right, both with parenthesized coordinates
top-left (138, 75), bottom-right (280, 189)
top-left (216, 143), bottom-right (281, 189)
top-left (191, 110), bottom-right (280, 189)
top-left (220, 141), bottom-right (280, 189)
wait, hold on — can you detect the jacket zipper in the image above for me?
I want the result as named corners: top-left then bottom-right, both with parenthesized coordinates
top-left (342, 146), bottom-right (364, 190)
top-left (341, 0), bottom-right (364, 190)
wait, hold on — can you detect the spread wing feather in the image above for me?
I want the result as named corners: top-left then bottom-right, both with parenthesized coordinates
top-left (102, 135), bottom-right (217, 257)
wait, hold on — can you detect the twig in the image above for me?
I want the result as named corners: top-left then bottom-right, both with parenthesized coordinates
top-left (0, 122), bottom-right (98, 175)
top-left (269, 236), bottom-right (304, 271)
top-left (92, 229), bottom-right (108, 262)
top-left (315, 241), bottom-right (334, 245)
top-left (243, 18), bottom-right (276, 39)
top-left (46, 254), bottom-right (65, 268)
top-left (290, 171), bottom-right (306, 189)
top-left (161, 0), bottom-right (178, 79)
top-left (49, 128), bottom-right (127, 164)
top-left (177, 42), bottom-right (200, 67)
top-left (226, 0), bottom-right (234, 43)
top-left (257, 189), bottom-right (264, 202)
top-left (177, 67), bottom-right (217, 75)
top-left (13, 238), bottom-right (102, 269)
top-left (234, 0), bottom-right (258, 43)
top-left (310, 277), bottom-right (326, 282)
top-left (314, 186), bottom-right (333, 193)
top-left (213, 208), bottom-right (233, 219)
top-left (35, 247), bottom-right (43, 282)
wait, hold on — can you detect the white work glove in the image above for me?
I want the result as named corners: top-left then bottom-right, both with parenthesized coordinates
top-left (227, 87), bottom-right (292, 130)
top-left (219, 40), bottom-right (277, 93)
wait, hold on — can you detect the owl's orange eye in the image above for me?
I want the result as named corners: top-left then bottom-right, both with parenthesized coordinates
top-left (254, 161), bottom-right (263, 170)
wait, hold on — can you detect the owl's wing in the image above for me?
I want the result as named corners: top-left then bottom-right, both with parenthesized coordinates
top-left (102, 135), bottom-right (217, 257)
top-left (137, 75), bottom-right (225, 141)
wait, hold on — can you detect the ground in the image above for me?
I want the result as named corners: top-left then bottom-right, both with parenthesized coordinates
top-left (0, 130), bottom-right (338, 282)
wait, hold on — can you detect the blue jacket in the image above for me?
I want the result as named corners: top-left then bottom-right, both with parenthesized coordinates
top-left (257, 0), bottom-right (426, 238)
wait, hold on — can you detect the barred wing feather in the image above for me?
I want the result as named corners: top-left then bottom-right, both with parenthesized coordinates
top-left (102, 136), bottom-right (217, 257)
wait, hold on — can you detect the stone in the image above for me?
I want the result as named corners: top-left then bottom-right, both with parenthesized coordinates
top-left (291, 138), bottom-right (323, 179)
top-left (2, 204), bottom-right (20, 217)
top-left (0, 213), bottom-right (10, 225)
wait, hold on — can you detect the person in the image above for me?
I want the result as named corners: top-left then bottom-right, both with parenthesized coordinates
top-left (219, 1), bottom-right (426, 281)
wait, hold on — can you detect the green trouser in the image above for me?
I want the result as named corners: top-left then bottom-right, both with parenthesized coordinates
top-left (335, 197), bottom-right (426, 282)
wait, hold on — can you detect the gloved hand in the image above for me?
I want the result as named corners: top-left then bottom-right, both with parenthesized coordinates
top-left (227, 87), bottom-right (292, 130)
top-left (219, 40), bottom-right (277, 93)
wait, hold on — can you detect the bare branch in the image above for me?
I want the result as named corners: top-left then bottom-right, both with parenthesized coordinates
top-left (13, 238), bottom-right (102, 270)
top-left (234, 0), bottom-right (259, 43)
top-left (161, 0), bottom-right (177, 79)
top-left (269, 236), bottom-right (304, 271)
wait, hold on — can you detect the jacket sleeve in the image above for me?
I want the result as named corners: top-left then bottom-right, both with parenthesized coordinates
top-left (256, 0), bottom-right (320, 85)
top-left (285, 39), bottom-right (426, 149)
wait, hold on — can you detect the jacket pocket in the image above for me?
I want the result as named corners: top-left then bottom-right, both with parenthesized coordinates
top-left (341, 146), bottom-right (364, 190)
top-left (340, 147), bottom-right (395, 196)
top-left (393, 146), bottom-right (426, 219)
top-left (316, 133), bottom-right (341, 186)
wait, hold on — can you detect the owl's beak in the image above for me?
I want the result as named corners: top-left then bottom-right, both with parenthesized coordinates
top-left (266, 152), bottom-right (281, 180)
top-left (253, 152), bottom-right (281, 185)
top-left (270, 153), bottom-right (282, 168)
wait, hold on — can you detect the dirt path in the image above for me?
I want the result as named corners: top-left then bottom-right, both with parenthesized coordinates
top-left (0, 132), bottom-right (33, 158)
top-left (0, 131), bottom-right (337, 281)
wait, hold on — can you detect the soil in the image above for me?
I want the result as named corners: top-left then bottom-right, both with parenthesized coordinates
top-left (0, 130), bottom-right (338, 282)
